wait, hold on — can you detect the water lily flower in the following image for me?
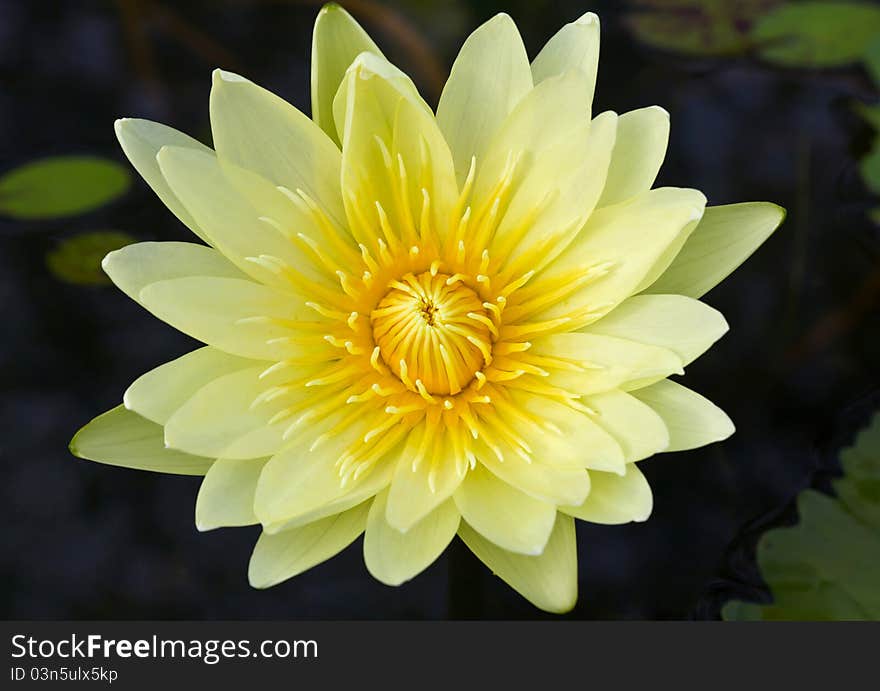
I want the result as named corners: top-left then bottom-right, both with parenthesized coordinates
top-left (71, 5), bottom-right (784, 613)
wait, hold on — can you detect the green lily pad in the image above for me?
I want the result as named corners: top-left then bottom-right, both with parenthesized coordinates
top-left (0, 156), bottom-right (130, 220)
top-left (624, 0), bottom-right (783, 57)
top-left (46, 231), bottom-right (136, 285)
top-left (752, 2), bottom-right (880, 68)
top-left (724, 412), bottom-right (880, 620)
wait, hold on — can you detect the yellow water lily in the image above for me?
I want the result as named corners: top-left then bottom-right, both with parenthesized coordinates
top-left (70, 5), bottom-right (784, 613)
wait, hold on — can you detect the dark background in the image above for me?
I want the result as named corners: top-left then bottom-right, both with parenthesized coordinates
top-left (1, 0), bottom-right (878, 619)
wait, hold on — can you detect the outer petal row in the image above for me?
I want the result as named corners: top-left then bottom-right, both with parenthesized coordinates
top-left (646, 202), bottom-right (786, 298)
top-left (365, 491), bottom-right (460, 586)
top-left (114, 119), bottom-right (212, 243)
top-left (459, 513), bottom-right (577, 614)
top-left (249, 501), bottom-right (371, 589)
top-left (70, 406), bottom-right (213, 476)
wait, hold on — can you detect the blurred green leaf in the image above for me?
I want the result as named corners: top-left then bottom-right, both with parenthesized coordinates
top-left (624, 0), bottom-right (783, 57)
top-left (46, 231), bottom-right (135, 285)
top-left (865, 36), bottom-right (880, 84)
top-left (860, 136), bottom-right (880, 195)
top-left (753, 2), bottom-right (880, 68)
top-left (720, 600), bottom-right (763, 620)
top-left (0, 156), bottom-right (130, 220)
top-left (724, 412), bottom-right (880, 620)
top-left (837, 412), bottom-right (880, 525)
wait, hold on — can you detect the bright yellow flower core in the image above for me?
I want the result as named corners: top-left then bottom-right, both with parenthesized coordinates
top-left (371, 272), bottom-right (491, 395)
top-left (256, 131), bottom-right (606, 492)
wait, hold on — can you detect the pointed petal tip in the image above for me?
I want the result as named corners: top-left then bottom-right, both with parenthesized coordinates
top-left (247, 568), bottom-right (271, 590)
top-left (99, 241), bottom-right (133, 276)
top-left (154, 144), bottom-right (170, 166)
top-left (68, 420), bottom-right (92, 458)
top-left (153, 143), bottom-right (199, 171)
top-left (770, 202), bottom-right (787, 223)
top-left (481, 12), bottom-right (518, 31)
top-left (540, 586), bottom-right (578, 614)
top-left (717, 413), bottom-right (736, 441)
top-left (574, 11), bottom-right (599, 26)
top-left (384, 495), bottom-right (423, 534)
top-left (99, 251), bottom-right (115, 274)
top-left (68, 436), bottom-right (81, 458)
top-left (343, 50), bottom-right (390, 82)
top-left (318, 2), bottom-right (344, 15)
top-left (213, 68), bottom-right (247, 85)
top-left (364, 562), bottom-right (409, 587)
top-left (120, 386), bottom-right (134, 412)
top-left (113, 118), bottom-right (137, 149)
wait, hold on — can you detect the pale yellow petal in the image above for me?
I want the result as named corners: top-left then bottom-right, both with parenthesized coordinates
top-left (584, 294), bottom-right (728, 367)
top-left (531, 12), bottom-right (599, 112)
top-left (215, 155), bottom-right (352, 287)
top-left (156, 145), bottom-right (330, 291)
top-left (254, 409), bottom-right (394, 527)
top-left (598, 106), bottom-right (669, 207)
top-left (386, 427), bottom-right (466, 532)
top-left (138, 276), bottom-right (323, 361)
top-left (631, 379), bottom-right (734, 451)
top-left (70, 405), bottom-right (212, 475)
top-left (459, 513), bottom-right (577, 613)
top-left (453, 464), bottom-right (556, 555)
top-left (124, 347), bottom-right (256, 425)
top-left (645, 202), bottom-right (786, 298)
top-left (584, 389), bottom-right (669, 462)
top-left (209, 69), bottom-right (344, 224)
top-left (336, 55), bottom-right (457, 248)
top-left (163, 366), bottom-right (299, 459)
top-left (529, 332), bottom-right (683, 396)
top-left (102, 241), bottom-right (248, 307)
top-left (476, 438), bottom-right (591, 506)
top-left (312, 3), bottom-right (385, 144)
top-left (196, 457), bottom-right (268, 531)
top-left (264, 461), bottom-right (393, 534)
top-left (508, 391), bottom-right (625, 474)
top-left (248, 502), bottom-right (370, 588)
top-left (474, 81), bottom-right (615, 271)
top-left (562, 464), bottom-right (652, 524)
top-left (437, 13), bottom-right (532, 184)
top-left (364, 491), bottom-right (459, 586)
top-left (332, 51), bottom-right (429, 134)
top-left (114, 118), bottom-right (211, 242)
top-left (531, 187), bottom-right (707, 328)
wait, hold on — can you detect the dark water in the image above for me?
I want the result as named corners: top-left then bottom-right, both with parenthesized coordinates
top-left (1, 0), bottom-right (878, 619)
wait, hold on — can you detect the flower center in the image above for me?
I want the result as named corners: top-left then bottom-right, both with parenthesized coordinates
top-left (371, 271), bottom-right (492, 395)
